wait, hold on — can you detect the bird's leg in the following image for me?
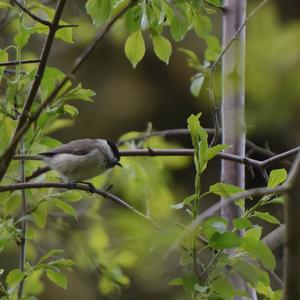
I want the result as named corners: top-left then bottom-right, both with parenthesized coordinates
top-left (77, 181), bottom-right (96, 194)
top-left (104, 184), bottom-right (113, 192)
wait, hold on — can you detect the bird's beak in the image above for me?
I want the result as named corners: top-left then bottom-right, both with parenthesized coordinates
top-left (115, 161), bottom-right (122, 168)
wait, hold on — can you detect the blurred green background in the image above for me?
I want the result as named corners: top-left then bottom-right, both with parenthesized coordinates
top-left (1, 0), bottom-right (300, 299)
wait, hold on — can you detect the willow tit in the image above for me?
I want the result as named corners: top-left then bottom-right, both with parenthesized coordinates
top-left (39, 139), bottom-right (122, 182)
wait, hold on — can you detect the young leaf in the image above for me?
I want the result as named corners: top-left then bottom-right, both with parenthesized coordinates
top-left (86, 0), bottom-right (112, 27)
top-left (0, 49), bottom-right (8, 80)
top-left (0, 2), bottom-right (12, 8)
top-left (63, 104), bottom-right (79, 118)
top-left (46, 270), bottom-right (67, 289)
top-left (6, 269), bottom-right (25, 287)
top-left (190, 75), bottom-right (204, 97)
top-left (125, 31), bottom-right (145, 68)
top-left (254, 212), bottom-right (280, 224)
top-left (192, 14), bottom-right (211, 38)
top-left (206, 144), bottom-right (228, 161)
top-left (54, 199), bottom-right (77, 219)
top-left (62, 84), bottom-right (95, 102)
top-left (38, 249), bottom-right (64, 264)
top-left (211, 277), bottom-right (235, 300)
top-left (32, 202), bottom-right (48, 229)
top-left (170, 12), bottom-right (189, 42)
top-left (205, 0), bottom-right (224, 8)
top-left (209, 232), bottom-right (241, 249)
top-left (152, 34), bottom-right (172, 64)
top-left (234, 260), bottom-right (269, 287)
top-left (209, 183), bottom-right (244, 197)
top-left (267, 168), bottom-right (287, 188)
top-left (240, 237), bottom-right (276, 270)
top-left (233, 217), bottom-right (252, 230)
top-left (203, 217), bottom-right (228, 239)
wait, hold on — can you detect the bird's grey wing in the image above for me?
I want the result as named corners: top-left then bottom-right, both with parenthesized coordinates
top-left (39, 139), bottom-right (97, 156)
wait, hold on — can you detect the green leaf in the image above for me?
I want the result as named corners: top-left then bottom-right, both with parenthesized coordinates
top-left (125, 30), bottom-right (145, 68)
top-left (32, 202), bottom-right (48, 228)
top-left (86, 0), bottom-right (112, 27)
top-left (205, 0), bottom-right (224, 8)
top-left (6, 269), bottom-right (25, 287)
top-left (202, 217), bottom-right (228, 239)
top-left (211, 277), bottom-right (235, 300)
top-left (54, 199), bottom-right (77, 219)
top-left (46, 270), bottom-right (67, 289)
top-left (169, 277), bottom-right (183, 286)
top-left (0, 2), bottom-right (12, 8)
top-left (62, 84), bottom-right (95, 102)
top-left (240, 237), bottom-right (276, 270)
top-left (183, 194), bottom-right (198, 204)
top-left (209, 183), bottom-right (244, 197)
top-left (5, 194), bottom-right (21, 214)
top-left (206, 144), bottom-right (228, 161)
top-left (0, 49), bottom-right (8, 80)
top-left (205, 35), bottom-right (221, 61)
top-left (40, 67), bottom-right (65, 100)
top-left (233, 217), bottom-right (252, 230)
top-left (152, 34), bottom-right (172, 64)
top-left (254, 211), bottom-right (280, 224)
top-left (60, 191), bottom-right (83, 202)
top-left (245, 227), bottom-right (262, 240)
top-left (190, 75), bottom-right (204, 97)
top-left (209, 232), bottom-right (241, 249)
top-left (192, 14), bottom-right (211, 38)
top-left (267, 168), bottom-right (287, 187)
top-left (182, 273), bottom-right (198, 295)
top-left (38, 249), bottom-right (64, 264)
top-left (170, 202), bottom-right (184, 210)
top-left (178, 48), bottom-right (200, 68)
top-left (63, 104), bottom-right (79, 118)
top-left (170, 12), bottom-right (189, 42)
top-left (14, 29), bottom-right (32, 49)
top-left (234, 260), bottom-right (269, 287)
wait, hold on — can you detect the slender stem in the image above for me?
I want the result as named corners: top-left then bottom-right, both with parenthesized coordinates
top-left (0, 59), bottom-right (41, 67)
top-left (17, 141), bottom-right (27, 300)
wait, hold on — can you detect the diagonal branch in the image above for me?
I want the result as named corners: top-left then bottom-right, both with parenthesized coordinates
top-left (12, 0), bottom-right (51, 27)
top-left (0, 181), bottom-right (161, 229)
top-left (0, 59), bottom-right (41, 67)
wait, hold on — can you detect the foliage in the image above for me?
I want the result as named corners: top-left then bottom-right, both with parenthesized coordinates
top-left (0, 1), bottom-right (288, 300)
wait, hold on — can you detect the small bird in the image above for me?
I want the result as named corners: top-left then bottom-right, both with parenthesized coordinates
top-left (39, 139), bottom-right (122, 182)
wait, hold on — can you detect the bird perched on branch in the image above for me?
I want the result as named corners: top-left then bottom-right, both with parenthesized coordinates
top-left (39, 139), bottom-right (122, 182)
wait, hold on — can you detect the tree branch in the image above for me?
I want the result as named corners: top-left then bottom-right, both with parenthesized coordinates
top-left (0, 59), bottom-right (41, 67)
top-left (12, 0), bottom-right (51, 27)
top-left (0, 181), bottom-right (161, 230)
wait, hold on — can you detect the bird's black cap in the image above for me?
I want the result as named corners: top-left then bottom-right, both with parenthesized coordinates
top-left (107, 140), bottom-right (120, 161)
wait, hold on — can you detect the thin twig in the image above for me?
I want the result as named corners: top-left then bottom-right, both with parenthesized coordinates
top-left (211, 0), bottom-right (271, 72)
top-left (0, 59), bottom-right (41, 67)
top-left (12, 0), bottom-right (51, 26)
top-left (16, 141), bottom-right (26, 300)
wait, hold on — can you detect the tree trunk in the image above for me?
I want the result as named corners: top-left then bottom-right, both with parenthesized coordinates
top-left (221, 1), bottom-right (256, 299)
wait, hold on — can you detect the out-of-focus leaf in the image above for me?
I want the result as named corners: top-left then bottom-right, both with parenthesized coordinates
top-left (267, 168), bottom-right (287, 187)
top-left (32, 202), bottom-right (47, 228)
top-left (190, 75), bottom-right (204, 97)
top-left (125, 30), bottom-right (145, 68)
top-left (86, 0), bottom-right (112, 27)
top-left (6, 269), bottom-right (25, 287)
top-left (209, 232), bottom-right (241, 249)
top-left (152, 34), bottom-right (172, 64)
top-left (46, 270), bottom-right (67, 289)
top-left (211, 277), bottom-right (235, 300)
top-left (254, 211), bottom-right (280, 224)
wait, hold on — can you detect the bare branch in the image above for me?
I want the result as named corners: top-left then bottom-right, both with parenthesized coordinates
top-left (0, 59), bottom-right (41, 67)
